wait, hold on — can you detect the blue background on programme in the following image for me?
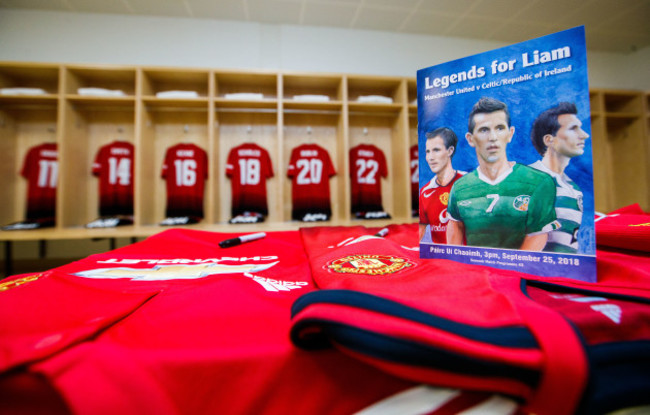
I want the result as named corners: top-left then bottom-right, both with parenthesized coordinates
top-left (416, 26), bottom-right (595, 255)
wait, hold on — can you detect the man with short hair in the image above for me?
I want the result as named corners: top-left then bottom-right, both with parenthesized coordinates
top-left (419, 127), bottom-right (465, 243)
top-left (529, 102), bottom-right (589, 253)
top-left (447, 97), bottom-right (558, 250)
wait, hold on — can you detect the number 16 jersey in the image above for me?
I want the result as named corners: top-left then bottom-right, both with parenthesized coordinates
top-left (287, 143), bottom-right (336, 220)
top-left (161, 143), bottom-right (208, 218)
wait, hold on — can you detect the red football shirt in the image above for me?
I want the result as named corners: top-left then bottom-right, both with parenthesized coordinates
top-left (419, 172), bottom-right (464, 243)
top-left (349, 144), bottom-right (388, 213)
top-left (20, 142), bottom-right (58, 220)
top-left (161, 143), bottom-right (208, 218)
top-left (92, 141), bottom-right (134, 216)
top-left (410, 144), bottom-right (418, 213)
top-left (287, 143), bottom-right (336, 219)
top-left (225, 143), bottom-right (274, 216)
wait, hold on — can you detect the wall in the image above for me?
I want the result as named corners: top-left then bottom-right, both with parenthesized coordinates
top-left (1, 9), bottom-right (648, 90)
top-left (0, 9), bottom-right (648, 267)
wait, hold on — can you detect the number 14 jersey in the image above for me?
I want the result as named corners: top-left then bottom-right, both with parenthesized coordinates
top-left (287, 143), bottom-right (336, 220)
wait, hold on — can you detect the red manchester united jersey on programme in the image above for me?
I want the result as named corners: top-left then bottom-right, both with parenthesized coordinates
top-left (287, 143), bottom-right (336, 219)
top-left (161, 143), bottom-right (208, 218)
top-left (419, 171), bottom-right (464, 243)
top-left (225, 143), bottom-right (274, 216)
top-left (349, 144), bottom-right (388, 212)
top-left (92, 141), bottom-right (134, 216)
top-left (20, 142), bottom-right (58, 220)
top-left (410, 144), bottom-right (418, 212)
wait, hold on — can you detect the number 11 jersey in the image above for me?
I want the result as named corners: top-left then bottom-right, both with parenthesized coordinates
top-left (287, 143), bottom-right (336, 220)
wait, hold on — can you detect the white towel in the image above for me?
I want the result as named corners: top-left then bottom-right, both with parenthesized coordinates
top-left (78, 87), bottom-right (126, 97)
top-left (155, 90), bottom-right (200, 98)
top-left (224, 92), bottom-right (264, 100)
top-left (357, 95), bottom-right (393, 104)
top-left (293, 94), bottom-right (330, 102)
top-left (0, 87), bottom-right (48, 96)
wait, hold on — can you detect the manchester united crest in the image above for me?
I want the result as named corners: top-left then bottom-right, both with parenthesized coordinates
top-left (439, 191), bottom-right (450, 206)
top-left (0, 274), bottom-right (43, 293)
top-left (327, 255), bottom-right (414, 276)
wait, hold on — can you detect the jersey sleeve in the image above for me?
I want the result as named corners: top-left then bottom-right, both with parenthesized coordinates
top-left (447, 184), bottom-right (460, 221)
top-left (225, 148), bottom-right (235, 177)
top-left (161, 147), bottom-right (172, 179)
top-left (378, 148), bottom-right (388, 178)
top-left (92, 147), bottom-right (103, 176)
top-left (20, 147), bottom-right (35, 179)
top-left (324, 150), bottom-right (336, 177)
top-left (527, 175), bottom-right (559, 234)
top-left (263, 148), bottom-right (274, 179)
top-left (201, 148), bottom-right (208, 179)
top-left (287, 148), bottom-right (298, 178)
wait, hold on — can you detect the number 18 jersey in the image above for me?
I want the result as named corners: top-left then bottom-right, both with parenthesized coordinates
top-left (225, 143), bottom-right (274, 216)
top-left (161, 143), bottom-right (208, 218)
top-left (287, 143), bottom-right (336, 220)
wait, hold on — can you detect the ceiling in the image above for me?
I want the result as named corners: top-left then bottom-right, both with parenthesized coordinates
top-left (1, 0), bottom-right (649, 54)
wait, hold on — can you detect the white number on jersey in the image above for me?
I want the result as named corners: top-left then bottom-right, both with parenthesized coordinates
top-left (296, 158), bottom-right (323, 185)
top-left (486, 194), bottom-right (499, 213)
top-left (356, 159), bottom-right (379, 184)
top-left (238, 158), bottom-right (261, 185)
top-left (173, 159), bottom-right (197, 186)
top-left (108, 157), bottom-right (131, 185)
top-left (37, 159), bottom-right (58, 188)
top-left (410, 159), bottom-right (419, 184)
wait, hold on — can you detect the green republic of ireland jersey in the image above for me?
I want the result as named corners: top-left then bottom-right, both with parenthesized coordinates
top-left (529, 160), bottom-right (583, 253)
top-left (447, 163), bottom-right (558, 249)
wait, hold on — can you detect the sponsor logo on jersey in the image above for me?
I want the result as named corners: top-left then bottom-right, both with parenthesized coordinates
top-left (512, 195), bottom-right (530, 212)
top-left (327, 254), bottom-right (414, 276)
top-left (73, 261), bottom-right (278, 281)
top-left (0, 274), bottom-right (43, 293)
top-left (243, 272), bottom-right (308, 292)
top-left (438, 208), bottom-right (449, 224)
top-left (459, 200), bottom-right (472, 207)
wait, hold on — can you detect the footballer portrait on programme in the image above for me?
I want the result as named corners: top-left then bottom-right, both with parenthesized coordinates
top-left (445, 97), bottom-right (559, 251)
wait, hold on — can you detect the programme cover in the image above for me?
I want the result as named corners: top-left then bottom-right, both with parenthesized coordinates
top-left (417, 26), bottom-right (596, 282)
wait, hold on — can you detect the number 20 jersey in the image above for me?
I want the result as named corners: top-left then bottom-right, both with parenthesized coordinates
top-left (92, 141), bottom-right (134, 216)
top-left (287, 143), bottom-right (336, 219)
top-left (161, 143), bottom-right (208, 218)
top-left (349, 144), bottom-right (388, 213)
top-left (225, 143), bottom-right (274, 216)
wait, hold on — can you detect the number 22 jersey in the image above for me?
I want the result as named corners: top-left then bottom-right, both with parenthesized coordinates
top-left (349, 144), bottom-right (388, 213)
top-left (287, 143), bottom-right (336, 220)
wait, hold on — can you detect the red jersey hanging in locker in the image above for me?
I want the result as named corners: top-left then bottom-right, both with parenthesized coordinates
top-left (91, 141), bottom-right (134, 217)
top-left (349, 143), bottom-right (389, 219)
top-left (287, 143), bottom-right (336, 222)
top-left (225, 142), bottom-right (274, 221)
top-left (161, 143), bottom-right (208, 224)
top-left (409, 144), bottom-right (418, 217)
top-left (20, 142), bottom-right (58, 223)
